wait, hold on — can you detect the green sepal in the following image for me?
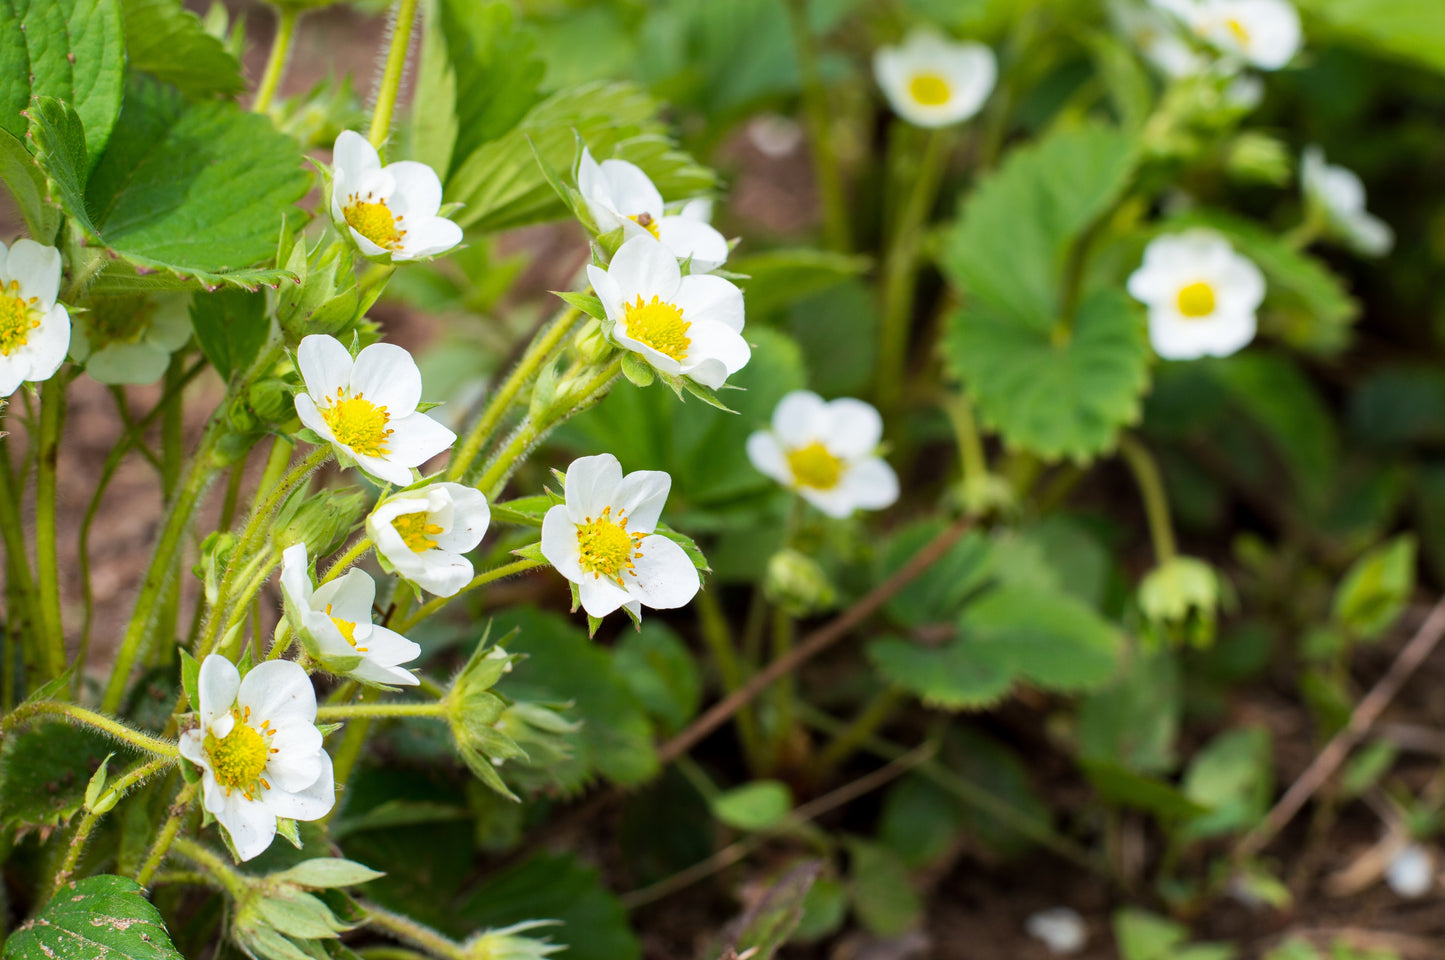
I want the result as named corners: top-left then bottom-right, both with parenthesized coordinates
top-left (554, 289), bottom-right (606, 320)
top-left (275, 816), bottom-right (304, 850)
top-left (512, 541), bottom-right (547, 564)
top-left (490, 495), bottom-right (552, 527)
top-left (179, 648), bottom-right (201, 706)
top-left (620, 351), bottom-right (655, 388)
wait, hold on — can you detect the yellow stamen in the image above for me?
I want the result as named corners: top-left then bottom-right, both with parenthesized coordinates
top-left (325, 603), bottom-right (360, 647)
top-left (623, 295), bottom-right (691, 361)
top-left (576, 506), bottom-right (646, 585)
top-left (0, 280), bottom-right (41, 357)
top-left (392, 511), bottom-right (445, 553)
top-left (786, 441), bottom-right (844, 491)
top-left (1225, 17), bottom-right (1249, 46)
top-left (909, 72), bottom-right (952, 106)
top-left (1176, 281), bottom-right (1217, 319)
top-left (321, 388), bottom-right (393, 457)
top-left (628, 212), bottom-right (662, 239)
top-left (203, 710), bottom-right (271, 792)
top-left (342, 194), bottom-right (405, 250)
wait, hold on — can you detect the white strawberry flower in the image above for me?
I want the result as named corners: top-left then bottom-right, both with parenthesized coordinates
top-left (873, 28), bottom-right (997, 129)
top-left (0, 239), bottom-right (68, 396)
top-left (330, 130), bottom-right (462, 262)
top-left (1116, 2), bottom-right (1209, 78)
top-left (578, 148), bottom-right (730, 273)
top-left (587, 235), bottom-right (749, 390)
top-left (71, 293), bottom-right (191, 386)
top-left (279, 542), bottom-right (422, 687)
top-left (1301, 146), bottom-right (1393, 257)
top-left (1166, 0), bottom-right (1301, 70)
top-left (293, 334), bottom-right (456, 487)
top-left (746, 391), bottom-right (899, 518)
top-left (366, 482), bottom-right (491, 598)
top-left (178, 655), bottom-right (334, 861)
top-left (1127, 230), bottom-right (1265, 360)
top-left (540, 454), bottom-right (700, 621)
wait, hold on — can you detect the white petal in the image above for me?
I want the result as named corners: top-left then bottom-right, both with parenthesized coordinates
top-left (394, 216), bottom-right (463, 261)
top-left (600, 158), bottom-right (664, 221)
top-left (217, 789), bottom-right (278, 861)
top-left (836, 457), bottom-right (900, 512)
top-left (355, 624), bottom-right (420, 667)
top-left (746, 431), bottom-right (791, 486)
top-left (772, 390), bottom-right (829, 447)
top-left (303, 610), bottom-right (361, 661)
top-left (6, 239), bottom-right (61, 308)
top-left (822, 398), bottom-right (884, 458)
top-left (577, 147), bottom-right (622, 232)
top-left (626, 535), bottom-right (700, 610)
top-left (1348, 213), bottom-right (1394, 257)
top-left (608, 235), bottom-right (682, 303)
top-left (385, 160), bottom-right (443, 217)
top-left (85, 341), bottom-right (169, 386)
top-left (578, 575), bottom-right (631, 618)
top-left (681, 321), bottom-right (750, 383)
top-left (612, 469), bottom-right (671, 533)
top-left (563, 453), bottom-right (623, 524)
top-left (333, 130), bottom-right (380, 182)
top-left (658, 217), bottom-right (730, 272)
top-left (0, 361), bottom-right (23, 396)
top-left (350, 342), bottom-right (422, 415)
top-left (262, 750), bottom-right (335, 822)
top-left (178, 729), bottom-right (208, 770)
top-left (198, 655), bottom-right (240, 733)
top-left (349, 657), bottom-right (421, 686)
top-left (18, 305), bottom-right (70, 384)
top-left (311, 567), bottom-right (375, 623)
top-left (1149, 309), bottom-right (1256, 360)
top-left (350, 227), bottom-right (392, 259)
top-left (674, 274), bottom-right (744, 332)
top-left (798, 484), bottom-right (856, 519)
top-left (297, 334), bottom-right (353, 401)
top-left (237, 660), bottom-right (317, 727)
top-left (430, 482), bottom-right (490, 552)
top-left (385, 411), bottom-right (456, 468)
top-left (541, 504), bottom-right (586, 582)
top-left (265, 723), bottom-right (324, 792)
top-left (612, 328), bottom-right (685, 380)
top-left (353, 450), bottom-right (416, 487)
top-left (411, 552), bottom-right (474, 597)
top-left (293, 393), bottom-right (335, 446)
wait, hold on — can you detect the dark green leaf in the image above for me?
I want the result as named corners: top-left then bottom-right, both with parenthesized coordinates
top-left (867, 636), bottom-right (1014, 711)
top-left (458, 854), bottom-right (639, 960)
top-left (1297, 0), bottom-right (1445, 75)
top-left (845, 839), bottom-right (921, 937)
top-left (120, 0), bottom-right (245, 98)
top-left (732, 248), bottom-right (872, 320)
top-left (191, 288), bottom-right (269, 379)
top-left (1081, 760), bottom-right (1208, 821)
top-left (613, 621), bottom-right (701, 736)
top-left (4, 875), bottom-right (184, 960)
top-left (711, 780), bottom-right (792, 832)
top-left (0, 128), bottom-right (58, 241)
top-left (879, 520), bottom-right (992, 628)
top-left (0, 721), bottom-right (114, 828)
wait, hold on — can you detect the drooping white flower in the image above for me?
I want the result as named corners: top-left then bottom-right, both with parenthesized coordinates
top-left (366, 482), bottom-right (491, 597)
top-left (0, 239), bottom-right (68, 396)
top-left (1127, 230), bottom-right (1265, 360)
top-left (71, 293), bottom-right (191, 385)
top-left (1025, 907), bottom-right (1088, 956)
top-left (540, 454), bottom-right (700, 620)
top-left (279, 543), bottom-right (422, 687)
top-left (1116, 2), bottom-right (1209, 78)
top-left (293, 334), bottom-right (456, 487)
top-left (873, 28), bottom-right (997, 128)
top-left (587, 235), bottom-right (749, 390)
top-left (330, 130), bottom-right (462, 262)
top-left (1168, 0), bottom-right (1302, 70)
top-left (1386, 844), bottom-right (1435, 899)
top-left (178, 655), bottom-right (334, 861)
top-left (1302, 146), bottom-right (1393, 257)
top-left (746, 391), bottom-right (899, 518)
top-left (577, 148), bottom-right (729, 273)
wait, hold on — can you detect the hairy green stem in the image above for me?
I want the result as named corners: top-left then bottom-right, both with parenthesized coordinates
top-left (367, 0), bottom-right (420, 149)
top-left (35, 376), bottom-right (67, 680)
top-left (363, 901), bottom-right (466, 960)
top-left (0, 437), bottom-right (39, 692)
top-left (49, 756), bottom-right (174, 899)
top-left (253, 6), bottom-right (300, 113)
top-left (317, 701), bottom-right (446, 721)
top-left (392, 558), bottom-right (544, 634)
top-left (322, 537), bottom-right (373, 584)
top-left (1118, 434), bottom-right (1178, 564)
top-left (169, 835), bottom-right (247, 899)
top-left (135, 780), bottom-right (201, 887)
top-left (1, 701), bottom-right (180, 758)
top-left (102, 420), bottom-right (223, 713)
top-left (447, 306), bottom-right (583, 483)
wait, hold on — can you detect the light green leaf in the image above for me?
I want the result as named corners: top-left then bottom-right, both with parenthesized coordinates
top-left (1297, 0), bottom-right (1445, 75)
top-left (711, 780), bottom-right (792, 832)
top-left (959, 584), bottom-right (1125, 692)
top-left (1078, 648), bottom-right (1182, 774)
top-left (447, 81), bottom-right (713, 234)
top-left (0, 0), bottom-right (124, 164)
top-left (946, 288), bottom-right (1149, 462)
top-left (271, 859), bottom-right (386, 888)
top-left (613, 621), bottom-right (701, 736)
top-left (1181, 727), bottom-right (1273, 840)
top-left (867, 636), bottom-right (1014, 711)
top-left (845, 839), bottom-right (922, 937)
top-left (0, 721), bottom-right (115, 828)
top-left (29, 77), bottom-right (308, 289)
top-left (120, 0), bottom-right (245, 98)
top-left (4, 875), bottom-right (184, 960)
top-left (1332, 534), bottom-right (1417, 641)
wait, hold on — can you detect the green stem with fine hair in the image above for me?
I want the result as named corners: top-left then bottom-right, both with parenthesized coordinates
top-left (135, 779), bottom-right (201, 887)
top-left (49, 756), bottom-right (174, 900)
top-left (102, 419), bottom-right (223, 713)
top-left (1118, 433), bottom-right (1178, 565)
top-left (169, 835), bottom-right (248, 899)
top-left (367, 0), bottom-right (420, 150)
top-left (0, 437), bottom-right (39, 691)
top-left (322, 537), bottom-right (373, 585)
top-left (316, 701), bottom-right (446, 722)
top-left (35, 376), bottom-right (67, 680)
top-left (876, 127), bottom-right (951, 413)
top-left (446, 306), bottom-right (583, 484)
top-left (253, 6), bottom-right (300, 114)
top-left (363, 901), bottom-right (467, 960)
top-left (0, 700), bottom-right (178, 758)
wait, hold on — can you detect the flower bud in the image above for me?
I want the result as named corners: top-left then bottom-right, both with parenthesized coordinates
top-left (571, 317), bottom-right (615, 366)
top-left (463, 921), bottom-right (564, 960)
top-left (763, 548), bottom-right (837, 617)
top-left (444, 638), bottom-right (528, 799)
top-left (272, 487), bottom-right (368, 560)
top-left (1139, 556), bottom-right (1229, 648)
top-left (1225, 132), bottom-right (1291, 186)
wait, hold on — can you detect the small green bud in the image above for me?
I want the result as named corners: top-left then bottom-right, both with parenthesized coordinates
top-left (571, 318), bottom-right (615, 366)
top-left (272, 487), bottom-right (368, 559)
top-left (1225, 132), bottom-right (1292, 186)
top-left (1139, 556), bottom-right (1230, 648)
top-left (463, 921), bottom-right (565, 960)
top-left (763, 549), bottom-right (837, 618)
top-left (84, 754), bottom-right (115, 813)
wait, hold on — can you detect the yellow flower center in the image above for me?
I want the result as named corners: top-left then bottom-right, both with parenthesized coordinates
top-left (1176, 281), bottom-right (1217, 319)
top-left (392, 510), bottom-right (444, 553)
top-left (1225, 17), bottom-right (1250, 46)
top-left (0, 281), bottom-right (41, 357)
top-left (203, 708), bottom-right (275, 799)
top-left (325, 604), bottom-right (369, 653)
top-left (575, 505), bottom-right (645, 584)
top-left (786, 441), bottom-right (844, 491)
top-left (909, 72), bottom-right (952, 106)
top-left (321, 389), bottom-right (393, 458)
top-left (628, 212), bottom-right (662, 239)
top-left (343, 195), bottom-right (405, 250)
top-left (623, 295), bottom-right (691, 361)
